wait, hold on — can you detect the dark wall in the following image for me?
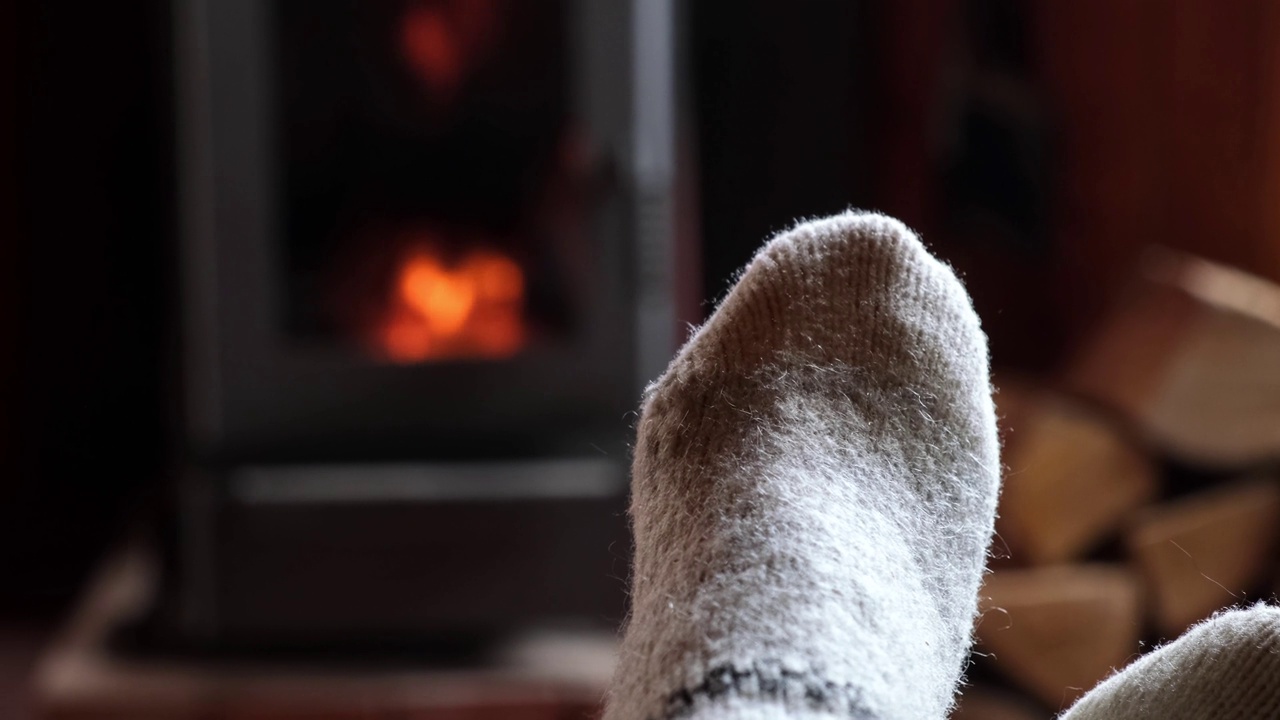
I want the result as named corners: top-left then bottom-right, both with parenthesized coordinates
top-left (0, 0), bottom-right (18, 579)
top-left (691, 1), bottom-right (869, 303)
top-left (2, 3), bottom-right (172, 605)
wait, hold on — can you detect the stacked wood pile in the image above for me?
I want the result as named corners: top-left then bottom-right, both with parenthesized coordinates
top-left (955, 249), bottom-right (1280, 719)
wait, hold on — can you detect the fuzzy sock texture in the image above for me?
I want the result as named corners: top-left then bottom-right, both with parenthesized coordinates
top-left (604, 212), bottom-right (1002, 720)
top-left (1062, 604), bottom-right (1280, 719)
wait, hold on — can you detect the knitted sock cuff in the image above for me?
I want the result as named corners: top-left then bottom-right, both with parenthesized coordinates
top-left (657, 661), bottom-right (878, 720)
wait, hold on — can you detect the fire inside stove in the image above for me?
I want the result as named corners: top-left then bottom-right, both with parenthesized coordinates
top-left (378, 243), bottom-right (526, 362)
top-left (274, 0), bottom-right (575, 364)
top-left (398, 0), bottom-right (498, 99)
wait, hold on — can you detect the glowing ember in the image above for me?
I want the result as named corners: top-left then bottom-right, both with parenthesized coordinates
top-left (400, 6), bottom-right (461, 96)
top-left (377, 246), bottom-right (526, 363)
top-left (398, 0), bottom-right (499, 98)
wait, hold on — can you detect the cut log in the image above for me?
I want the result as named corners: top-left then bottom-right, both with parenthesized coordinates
top-left (1126, 478), bottom-right (1280, 636)
top-left (952, 686), bottom-right (1050, 720)
top-left (1065, 248), bottom-right (1280, 467)
top-left (997, 394), bottom-right (1159, 564)
top-left (976, 565), bottom-right (1142, 709)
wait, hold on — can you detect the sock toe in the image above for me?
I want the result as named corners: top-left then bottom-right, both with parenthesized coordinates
top-left (610, 212), bottom-right (1001, 720)
top-left (1063, 604), bottom-right (1280, 719)
top-left (666, 211), bottom-right (988, 408)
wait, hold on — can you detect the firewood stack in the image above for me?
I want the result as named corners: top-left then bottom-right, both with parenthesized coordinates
top-left (954, 249), bottom-right (1280, 719)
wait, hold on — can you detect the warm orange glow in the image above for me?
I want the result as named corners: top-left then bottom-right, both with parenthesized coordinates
top-left (381, 309), bottom-right (435, 362)
top-left (469, 250), bottom-right (524, 303)
top-left (398, 0), bottom-right (499, 99)
top-left (400, 6), bottom-right (462, 96)
top-left (399, 253), bottom-right (477, 336)
top-left (377, 245), bottom-right (527, 363)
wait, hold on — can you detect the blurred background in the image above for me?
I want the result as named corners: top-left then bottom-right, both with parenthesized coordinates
top-left (5, 1), bottom-right (1280, 718)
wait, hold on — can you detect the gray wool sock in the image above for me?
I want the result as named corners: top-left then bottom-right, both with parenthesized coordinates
top-left (604, 212), bottom-right (1002, 720)
top-left (1061, 604), bottom-right (1280, 719)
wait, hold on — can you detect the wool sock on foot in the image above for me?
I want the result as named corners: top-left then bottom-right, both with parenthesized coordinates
top-left (1062, 604), bottom-right (1280, 719)
top-left (605, 212), bottom-right (1002, 720)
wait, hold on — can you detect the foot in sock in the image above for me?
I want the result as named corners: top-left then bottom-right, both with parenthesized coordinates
top-left (604, 212), bottom-right (1002, 720)
top-left (1062, 604), bottom-right (1280, 719)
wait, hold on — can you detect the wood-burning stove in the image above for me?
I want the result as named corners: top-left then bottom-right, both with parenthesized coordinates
top-left (169, 0), bottom-right (676, 645)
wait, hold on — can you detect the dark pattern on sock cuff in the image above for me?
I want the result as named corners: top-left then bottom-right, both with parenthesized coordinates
top-left (656, 662), bottom-right (878, 719)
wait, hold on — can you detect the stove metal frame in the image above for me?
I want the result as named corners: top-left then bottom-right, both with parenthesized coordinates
top-left (170, 0), bottom-right (675, 644)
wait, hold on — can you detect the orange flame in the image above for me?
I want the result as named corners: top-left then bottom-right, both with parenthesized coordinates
top-left (377, 246), bottom-right (527, 363)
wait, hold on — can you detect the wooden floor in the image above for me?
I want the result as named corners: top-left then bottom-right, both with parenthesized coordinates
top-left (0, 615), bottom-right (57, 720)
top-left (30, 547), bottom-right (616, 720)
